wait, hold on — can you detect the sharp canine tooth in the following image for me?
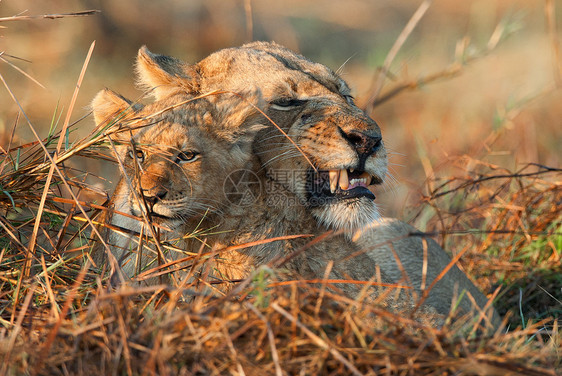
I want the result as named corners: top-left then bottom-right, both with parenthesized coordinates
top-left (329, 170), bottom-right (339, 193)
top-left (339, 169), bottom-right (349, 190)
top-left (350, 168), bottom-right (355, 173)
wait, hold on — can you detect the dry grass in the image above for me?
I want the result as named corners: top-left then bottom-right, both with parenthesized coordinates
top-left (1, 2), bottom-right (561, 375)
top-left (1, 279), bottom-right (560, 376)
top-left (409, 158), bottom-right (562, 329)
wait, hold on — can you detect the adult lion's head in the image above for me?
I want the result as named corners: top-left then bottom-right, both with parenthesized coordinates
top-left (136, 41), bottom-right (388, 233)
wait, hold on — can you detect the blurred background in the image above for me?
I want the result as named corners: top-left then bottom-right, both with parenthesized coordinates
top-left (1, 0), bottom-right (560, 218)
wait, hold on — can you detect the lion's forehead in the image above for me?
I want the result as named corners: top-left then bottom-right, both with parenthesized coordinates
top-left (133, 101), bottom-right (218, 140)
top-left (135, 121), bottom-right (206, 152)
top-left (200, 46), bottom-right (350, 98)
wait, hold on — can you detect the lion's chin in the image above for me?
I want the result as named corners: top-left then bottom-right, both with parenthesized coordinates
top-left (311, 198), bottom-right (381, 237)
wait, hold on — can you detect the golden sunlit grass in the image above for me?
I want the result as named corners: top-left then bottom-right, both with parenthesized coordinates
top-left (1, 3), bottom-right (561, 375)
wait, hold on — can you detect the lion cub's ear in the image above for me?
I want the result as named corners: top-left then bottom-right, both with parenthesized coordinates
top-left (136, 46), bottom-right (200, 100)
top-left (92, 89), bottom-right (143, 161)
top-left (91, 89), bottom-right (140, 128)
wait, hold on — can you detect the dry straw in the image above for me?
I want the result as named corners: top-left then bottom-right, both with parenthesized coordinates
top-left (0, 5), bottom-right (560, 376)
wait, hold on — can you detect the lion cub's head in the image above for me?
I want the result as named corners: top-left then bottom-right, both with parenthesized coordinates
top-left (92, 89), bottom-right (263, 228)
top-left (136, 42), bottom-right (388, 233)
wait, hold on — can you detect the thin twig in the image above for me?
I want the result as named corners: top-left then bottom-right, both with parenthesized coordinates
top-left (430, 164), bottom-right (561, 199)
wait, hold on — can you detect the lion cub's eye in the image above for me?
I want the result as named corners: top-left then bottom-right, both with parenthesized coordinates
top-left (176, 151), bottom-right (200, 163)
top-left (128, 149), bottom-right (144, 163)
top-left (270, 97), bottom-right (308, 111)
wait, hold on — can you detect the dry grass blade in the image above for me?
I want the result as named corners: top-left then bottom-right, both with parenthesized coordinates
top-left (56, 41), bottom-right (95, 154)
top-left (545, 0), bottom-right (562, 86)
top-left (0, 113), bottom-right (19, 171)
top-left (268, 279), bottom-right (410, 289)
top-left (0, 10), bottom-right (100, 23)
top-left (314, 260), bottom-right (333, 317)
top-left (34, 261), bottom-right (90, 374)
top-left (132, 234), bottom-right (312, 282)
top-left (365, 11), bottom-right (521, 109)
top-left (39, 255), bottom-right (60, 320)
top-left (411, 237), bottom-right (471, 316)
top-left (24, 161), bottom-right (54, 276)
top-left (0, 216), bottom-right (26, 250)
top-left (0, 54), bottom-right (45, 89)
top-left (365, 0), bottom-right (432, 113)
top-left (369, 62), bottom-right (464, 109)
top-left (1, 282), bottom-right (36, 375)
top-left (244, 0), bottom-right (254, 42)
top-left (245, 302), bottom-right (283, 376)
top-left (271, 302), bottom-right (364, 376)
top-left (430, 164), bottom-right (561, 200)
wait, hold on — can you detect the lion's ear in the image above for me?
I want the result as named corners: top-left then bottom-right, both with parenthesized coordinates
top-left (136, 46), bottom-right (200, 99)
top-left (91, 89), bottom-right (139, 127)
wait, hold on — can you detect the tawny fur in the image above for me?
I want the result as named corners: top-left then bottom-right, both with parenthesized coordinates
top-left (92, 42), bottom-right (500, 329)
top-left (91, 90), bottom-right (265, 282)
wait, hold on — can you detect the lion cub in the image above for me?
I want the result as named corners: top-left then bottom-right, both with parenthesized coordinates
top-left (91, 89), bottom-right (264, 282)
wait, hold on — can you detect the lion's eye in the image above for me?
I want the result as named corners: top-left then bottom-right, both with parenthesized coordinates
top-left (176, 151), bottom-right (199, 163)
top-left (270, 97), bottom-right (307, 111)
top-left (128, 149), bottom-right (144, 163)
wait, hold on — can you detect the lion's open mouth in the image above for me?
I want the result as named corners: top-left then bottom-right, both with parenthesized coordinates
top-left (306, 168), bottom-right (383, 207)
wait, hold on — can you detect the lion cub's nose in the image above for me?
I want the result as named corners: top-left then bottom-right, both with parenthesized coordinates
top-left (142, 187), bottom-right (168, 206)
top-left (140, 162), bottom-right (170, 206)
top-left (344, 130), bottom-right (383, 158)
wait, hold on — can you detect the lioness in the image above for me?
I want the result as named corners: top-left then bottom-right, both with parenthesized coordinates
top-left (94, 42), bottom-right (500, 328)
